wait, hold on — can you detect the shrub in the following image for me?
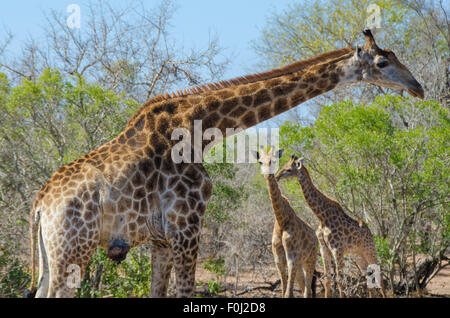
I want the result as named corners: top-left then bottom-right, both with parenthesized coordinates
top-left (78, 247), bottom-right (151, 298)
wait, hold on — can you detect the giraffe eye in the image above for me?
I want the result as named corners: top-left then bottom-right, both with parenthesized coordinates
top-left (376, 61), bottom-right (388, 68)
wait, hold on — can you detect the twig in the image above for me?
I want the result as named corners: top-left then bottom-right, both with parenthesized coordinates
top-left (234, 280), bottom-right (281, 296)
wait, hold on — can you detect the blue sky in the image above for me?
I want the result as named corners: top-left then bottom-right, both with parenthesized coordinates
top-left (0, 0), bottom-right (312, 127)
top-left (0, 0), bottom-right (294, 79)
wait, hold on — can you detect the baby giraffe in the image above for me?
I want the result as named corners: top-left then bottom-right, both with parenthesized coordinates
top-left (276, 156), bottom-right (386, 298)
top-left (253, 147), bottom-right (318, 298)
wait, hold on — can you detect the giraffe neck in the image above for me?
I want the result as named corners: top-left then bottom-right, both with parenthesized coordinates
top-left (295, 166), bottom-right (332, 224)
top-left (265, 174), bottom-right (290, 227)
top-left (124, 47), bottom-right (358, 157)
top-left (192, 47), bottom-right (357, 135)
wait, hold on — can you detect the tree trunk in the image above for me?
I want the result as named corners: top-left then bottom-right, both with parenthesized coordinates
top-left (394, 256), bottom-right (440, 294)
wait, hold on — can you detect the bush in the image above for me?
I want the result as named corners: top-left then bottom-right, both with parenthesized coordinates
top-left (0, 246), bottom-right (30, 298)
top-left (78, 247), bottom-right (151, 298)
top-left (202, 257), bottom-right (227, 295)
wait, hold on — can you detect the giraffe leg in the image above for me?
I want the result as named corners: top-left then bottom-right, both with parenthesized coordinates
top-left (362, 249), bottom-right (386, 298)
top-left (44, 216), bottom-right (99, 297)
top-left (284, 251), bottom-right (298, 298)
top-left (303, 258), bottom-right (316, 298)
top-left (46, 247), bottom-right (93, 298)
top-left (355, 255), bottom-right (371, 297)
top-left (272, 236), bottom-right (288, 297)
top-left (295, 264), bottom-right (306, 296)
top-left (331, 248), bottom-right (345, 298)
top-left (317, 231), bottom-right (333, 298)
top-left (170, 233), bottom-right (199, 298)
top-left (150, 242), bottom-right (174, 298)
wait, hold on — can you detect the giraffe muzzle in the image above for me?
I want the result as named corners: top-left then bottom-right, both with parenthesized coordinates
top-left (107, 239), bottom-right (130, 264)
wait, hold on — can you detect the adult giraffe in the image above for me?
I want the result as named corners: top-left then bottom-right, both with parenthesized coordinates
top-left (27, 30), bottom-right (423, 297)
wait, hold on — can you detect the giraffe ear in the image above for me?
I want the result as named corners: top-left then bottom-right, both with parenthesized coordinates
top-left (251, 151), bottom-right (260, 161)
top-left (355, 45), bottom-right (363, 59)
top-left (295, 157), bottom-right (304, 168)
top-left (275, 149), bottom-right (284, 159)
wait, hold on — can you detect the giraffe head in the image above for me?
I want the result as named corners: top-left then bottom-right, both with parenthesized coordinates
top-left (349, 29), bottom-right (424, 99)
top-left (276, 155), bottom-right (304, 181)
top-left (252, 146), bottom-right (284, 175)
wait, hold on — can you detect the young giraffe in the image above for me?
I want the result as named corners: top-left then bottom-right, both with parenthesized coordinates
top-left (276, 156), bottom-right (386, 298)
top-left (27, 30), bottom-right (422, 297)
top-left (253, 147), bottom-right (318, 298)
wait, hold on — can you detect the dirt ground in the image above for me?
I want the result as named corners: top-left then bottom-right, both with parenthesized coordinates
top-left (190, 261), bottom-right (450, 298)
top-left (425, 265), bottom-right (450, 296)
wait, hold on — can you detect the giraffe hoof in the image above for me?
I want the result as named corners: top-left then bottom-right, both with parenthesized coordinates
top-left (107, 239), bottom-right (130, 263)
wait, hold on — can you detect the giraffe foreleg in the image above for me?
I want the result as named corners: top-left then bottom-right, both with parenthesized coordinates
top-left (331, 248), bottom-right (345, 298)
top-left (170, 234), bottom-right (199, 298)
top-left (317, 230), bottom-right (333, 298)
top-left (302, 254), bottom-right (317, 298)
top-left (165, 214), bottom-right (202, 298)
top-left (295, 264), bottom-right (305, 296)
top-left (355, 255), bottom-right (373, 297)
top-left (284, 246), bottom-right (298, 298)
top-left (272, 234), bottom-right (288, 297)
top-left (150, 242), bottom-right (174, 298)
top-left (362, 245), bottom-right (386, 298)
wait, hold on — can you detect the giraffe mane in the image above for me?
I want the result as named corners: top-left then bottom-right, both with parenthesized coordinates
top-left (126, 47), bottom-right (354, 126)
top-left (143, 47), bottom-right (354, 105)
top-left (300, 166), bottom-right (345, 210)
top-left (302, 166), bottom-right (368, 224)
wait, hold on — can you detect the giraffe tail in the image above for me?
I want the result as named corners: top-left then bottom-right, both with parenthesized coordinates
top-left (24, 207), bottom-right (40, 298)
